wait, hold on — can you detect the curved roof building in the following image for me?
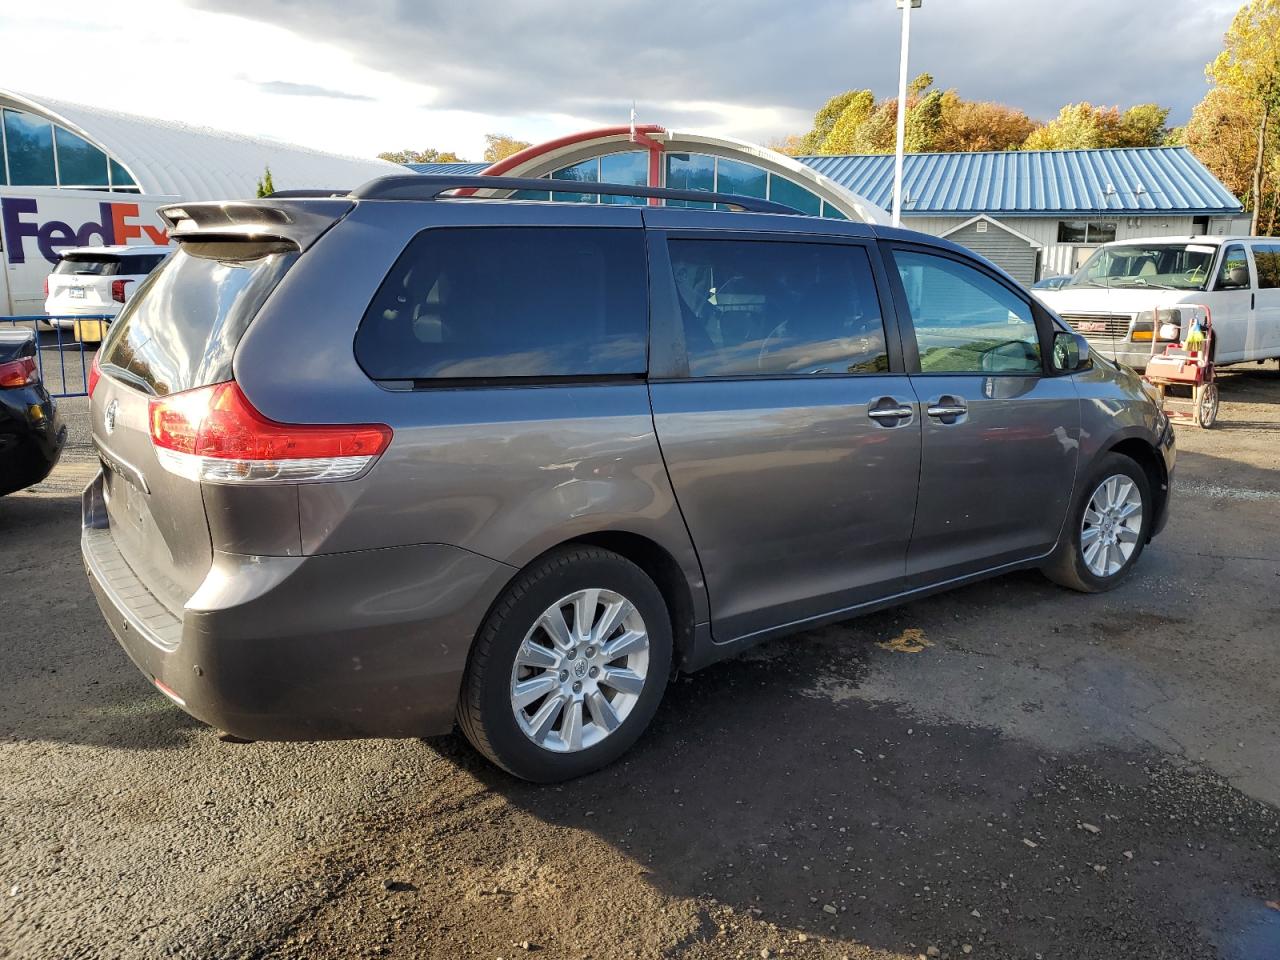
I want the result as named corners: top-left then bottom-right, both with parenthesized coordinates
top-left (410, 125), bottom-right (890, 224)
top-left (0, 89), bottom-right (400, 200)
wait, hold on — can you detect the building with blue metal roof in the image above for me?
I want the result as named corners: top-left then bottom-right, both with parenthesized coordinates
top-left (404, 137), bottom-right (1244, 284)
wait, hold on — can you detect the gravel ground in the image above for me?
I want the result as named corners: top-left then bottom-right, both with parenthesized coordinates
top-left (2, 363), bottom-right (1279, 960)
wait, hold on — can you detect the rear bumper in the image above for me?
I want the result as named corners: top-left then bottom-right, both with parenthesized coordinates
top-left (0, 388), bottom-right (64, 495)
top-left (82, 472), bottom-right (515, 741)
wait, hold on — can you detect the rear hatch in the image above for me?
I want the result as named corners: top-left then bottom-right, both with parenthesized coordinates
top-left (93, 240), bottom-right (302, 611)
top-left (91, 198), bottom-right (354, 612)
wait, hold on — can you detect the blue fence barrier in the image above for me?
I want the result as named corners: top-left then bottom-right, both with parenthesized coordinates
top-left (1, 315), bottom-right (113, 399)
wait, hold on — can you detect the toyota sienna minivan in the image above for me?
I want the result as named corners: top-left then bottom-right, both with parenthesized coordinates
top-left (83, 175), bottom-right (1175, 782)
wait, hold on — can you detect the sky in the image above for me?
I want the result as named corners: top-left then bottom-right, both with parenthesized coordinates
top-left (0, 0), bottom-right (1245, 163)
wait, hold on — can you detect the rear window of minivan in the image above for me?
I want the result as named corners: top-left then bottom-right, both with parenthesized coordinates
top-left (354, 227), bottom-right (648, 381)
top-left (98, 241), bottom-right (296, 396)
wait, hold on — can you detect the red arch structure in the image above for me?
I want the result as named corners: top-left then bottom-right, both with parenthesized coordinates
top-left (473, 124), bottom-right (888, 223)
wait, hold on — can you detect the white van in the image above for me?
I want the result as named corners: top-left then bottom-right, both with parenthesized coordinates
top-left (1036, 236), bottom-right (1280, 370)
top-left (43, 245), bottom-right (169, 328)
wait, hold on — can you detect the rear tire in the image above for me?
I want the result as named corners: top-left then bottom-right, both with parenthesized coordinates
top-left (456, 545), bottom-right (672, 782)
top-left (1042, 452), bottom-right (1153, 594)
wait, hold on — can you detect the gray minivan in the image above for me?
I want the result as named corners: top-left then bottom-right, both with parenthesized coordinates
top-left (83, 176), bottom-right (1175, 781)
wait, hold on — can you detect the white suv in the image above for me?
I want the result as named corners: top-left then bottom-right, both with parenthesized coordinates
top-left (44, 245), bottom-right (170, 329)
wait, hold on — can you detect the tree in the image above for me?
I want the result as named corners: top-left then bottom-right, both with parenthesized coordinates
top-left (483, 134), bottom-right (531, 163)
top-left (765, 133), bottom-right (807, 156)
top-left (905, 89), bottom-right (945, 152)
top-left (255, 166), bottom-right (274, 198)
top-left (377, 148), bottom-right (466, 164)
top-left (933, 95), bottom-right (1038, 152)
top-left (1023, 102), bottom-right (1124, 150)
top-left (800, 90), bottom-right (867, 153)
top-left (817, 90), bottom-right (875, 154)
top-left (1208, 0), bottom-right (1280, 234)
top-left (1116, 104), bottom-right (1171, 147)
top-left (1183, 86), bottom-right (1279, 234)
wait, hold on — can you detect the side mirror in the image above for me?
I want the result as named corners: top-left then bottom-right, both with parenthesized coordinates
top-left (1052, 330), bottom-right (1091, 373)
top-left (1220, 265), bottom-right (1250, 289)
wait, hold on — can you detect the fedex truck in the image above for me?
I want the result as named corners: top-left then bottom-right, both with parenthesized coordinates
top-left (0, 187), bottom-right (176, 315)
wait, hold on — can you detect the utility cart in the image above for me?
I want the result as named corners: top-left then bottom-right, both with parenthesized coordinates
top-left (1142, 305), bottom-right (1218, 428)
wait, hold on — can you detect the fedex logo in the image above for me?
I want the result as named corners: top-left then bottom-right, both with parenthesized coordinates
top-left (1, 197), bottom-right (169, 265)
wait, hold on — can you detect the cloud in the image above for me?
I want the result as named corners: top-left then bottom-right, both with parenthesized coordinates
top-left (193, 0), bottom-right (1239, 141)
top-left (253, 79), bottom-right (374, 101)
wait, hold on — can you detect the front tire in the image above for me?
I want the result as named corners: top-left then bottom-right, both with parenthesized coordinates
top-left (457, 546), bottom-right (672, 782)
top-left (1042, 453), bottom-right (1153, 593)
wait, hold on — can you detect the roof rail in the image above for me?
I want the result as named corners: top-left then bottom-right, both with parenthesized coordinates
top-left (348, 175), bottom-right (802, 214)
top-left (267, 189), bottom-right (350, 198)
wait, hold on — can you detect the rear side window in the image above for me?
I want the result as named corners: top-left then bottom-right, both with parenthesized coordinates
top-left (99, 241), bottom-right (296, 396)
top-left (55, 255), bottom-right (120, 276)
top-left (354, 227), bottom-right (648, 381)
top-left (667, 238), bottom-right (888, 377)
top-left (1251, 243), bottom-right (1280, 289)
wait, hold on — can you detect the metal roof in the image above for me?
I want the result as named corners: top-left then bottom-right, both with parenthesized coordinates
top-left (798, 147), bottom-right (1241, 217)
top-left (405, 162), bottom-right (490, 175)
top-left (2, 89), bottom-right (402, 200)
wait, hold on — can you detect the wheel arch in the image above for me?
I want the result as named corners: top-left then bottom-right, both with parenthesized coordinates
top-left (562, 531), bottom-right (698, 673)
top-left (1105, 436), bottom-right (1170, 537)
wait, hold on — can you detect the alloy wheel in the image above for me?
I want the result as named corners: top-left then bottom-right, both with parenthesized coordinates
top-left (509, 588), bottom-right (650, 753)
top-left (1080, 475), bottom-right (1144, 578)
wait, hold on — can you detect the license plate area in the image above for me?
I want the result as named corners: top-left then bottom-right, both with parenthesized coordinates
top-left (69, 287), bottom-right (86, 299)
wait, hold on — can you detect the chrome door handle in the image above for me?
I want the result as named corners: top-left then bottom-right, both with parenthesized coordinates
top-left (926, 403), bottom-right (967, 418)
top-left (868, 406), bottom-right (913, 420)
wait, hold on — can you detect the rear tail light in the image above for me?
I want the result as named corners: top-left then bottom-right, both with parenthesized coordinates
top-left (0, 356), bottom-right (39, 388)
top-left (88, 353), bottom-right (102, 397)
top-left (43, 276), bottom-right (49, 298)
top-left (110, 279), bottom-right (131, 303)
top-left (148, 381), bottom-right (392, 484)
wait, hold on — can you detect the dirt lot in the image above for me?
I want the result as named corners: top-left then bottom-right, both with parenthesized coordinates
top-left (2, 366), bottom-right (1279, 960)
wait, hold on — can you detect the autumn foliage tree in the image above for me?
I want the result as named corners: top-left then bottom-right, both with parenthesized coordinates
top-left (377, 148), bottom-right (466, 164)
top-left (1195, 0), bottom-right (1280, 234)
top-left (1022, 102), bottom-right (1169, 150)
top-left (483, 134), bottom-right (532, 163)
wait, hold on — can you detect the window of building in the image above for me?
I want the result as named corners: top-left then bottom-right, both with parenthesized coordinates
top-left (551, 158), bottom-right (600, 204)
top-left (768, 176), bottom-right (823, 217)
top-left (53, 127), bottom-right (109, 187)
top-left (1215, 243), bottom-right (1251, 289)
top-left (2, 107), bottom-right (133, 190)
top-left (668, 238), bottom-right (888, 378)
top-left (514, 151), bottom-right (848, 220)
top-left (891, 249), bottom-right (1041, 374)
top-left (1057, 220), bottom-right (1117, 244)
top-left (355, 227), bottom-right (648, 381)
top-left (1249, 243), bottom-right (1280, 290)
top-left (665, 153), bottom-right (715, 209)
top-left (4, 108), bottom-right (56, 185)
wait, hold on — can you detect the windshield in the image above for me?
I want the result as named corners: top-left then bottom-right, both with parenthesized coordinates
top-left (1066, 244), bottom-right (1215, 291)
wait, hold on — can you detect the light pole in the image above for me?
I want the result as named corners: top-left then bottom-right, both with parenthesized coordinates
top-left (892, 0), bottom-right (921, 227)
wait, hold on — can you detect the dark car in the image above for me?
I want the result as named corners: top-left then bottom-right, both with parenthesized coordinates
top-left (83, 176), bottom-right (1175, 782)
top-left (0, 328), bottom-right (65, 495)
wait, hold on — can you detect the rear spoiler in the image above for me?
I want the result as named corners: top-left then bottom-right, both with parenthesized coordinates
top-left (158, 198), bottom-right (354, 252)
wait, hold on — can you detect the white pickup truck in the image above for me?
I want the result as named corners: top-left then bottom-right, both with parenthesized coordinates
top-left (1035, 235), bottom-right (1280, 371)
